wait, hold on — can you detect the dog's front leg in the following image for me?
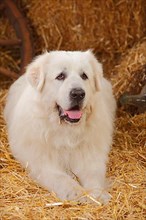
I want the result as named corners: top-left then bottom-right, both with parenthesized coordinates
top-left (77, 157), bottom-right (111, 204)
top-left (31, 167), bottom-right (83, 201)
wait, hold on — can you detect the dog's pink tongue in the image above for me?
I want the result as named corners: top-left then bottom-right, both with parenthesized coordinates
top-left (65, 110), bottom-right (82, 119)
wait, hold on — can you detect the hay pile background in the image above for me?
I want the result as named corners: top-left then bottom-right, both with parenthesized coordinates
top-left (0, 0), bottom-right (146, 219)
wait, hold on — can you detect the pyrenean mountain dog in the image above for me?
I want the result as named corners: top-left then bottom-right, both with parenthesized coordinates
top-left (4, 50), bottom-right (116, 203)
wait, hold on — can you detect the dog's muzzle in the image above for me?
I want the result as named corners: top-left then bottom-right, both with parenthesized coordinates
top-left (57, 88), bottom-right (85, 124)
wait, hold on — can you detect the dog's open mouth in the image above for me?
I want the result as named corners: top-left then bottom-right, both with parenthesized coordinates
top-left (57, 105), bottom-right (82, 123)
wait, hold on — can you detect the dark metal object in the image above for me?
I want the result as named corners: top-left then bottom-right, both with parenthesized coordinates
top-left (0, 0), bottom-right (33, 79)
top-left (119, 84), bottom-right (146, 113)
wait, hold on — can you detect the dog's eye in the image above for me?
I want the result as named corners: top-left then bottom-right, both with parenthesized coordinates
top-left (56, 72), bottom-right (66, 80)
top-left (81, 72), bottom-right (88, 80)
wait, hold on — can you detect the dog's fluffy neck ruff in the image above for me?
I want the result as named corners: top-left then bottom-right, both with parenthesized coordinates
top-left (48, 105), bottom-right (95, 149)
top-left (32, 105), bottom-right (95, 150)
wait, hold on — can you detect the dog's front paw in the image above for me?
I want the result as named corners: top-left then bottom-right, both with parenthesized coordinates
top-left (65, 187), bottom-right (82, 201)
top-left (64, 188), bottom-right (96, 204)
top-left (56, 181), bottom-right (83, 201)
top-left (90, 190), bottom-right (112, 204)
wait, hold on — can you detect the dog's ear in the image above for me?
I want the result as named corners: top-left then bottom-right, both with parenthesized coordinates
top-left (86, 50), bottom-right (103, 91)
top-left (26, 56), bottom-right (46, 91)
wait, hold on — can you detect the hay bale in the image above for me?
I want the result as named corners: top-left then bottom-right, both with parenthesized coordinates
top-left (25, 0), bottom-right (146, 52)
top-left (24, 0), bottom-right (146, 74)
top-left (112, 40), bottom-right (146, 98)
top-left (1, 0), bottom-right (146, 77)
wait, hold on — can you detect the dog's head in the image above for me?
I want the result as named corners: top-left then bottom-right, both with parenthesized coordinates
top-left (26, 50), bottom-right (103, 124)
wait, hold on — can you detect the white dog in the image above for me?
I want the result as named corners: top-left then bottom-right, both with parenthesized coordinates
top-left (4, 50), bottom-right (116, 203)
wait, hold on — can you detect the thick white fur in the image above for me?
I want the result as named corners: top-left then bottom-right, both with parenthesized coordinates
top-left (4, 50), bottom-right (116, 203)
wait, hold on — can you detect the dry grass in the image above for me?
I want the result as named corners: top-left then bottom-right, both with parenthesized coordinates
top-left (0, 9), bottom-right (20, 74)
top-left (0, 0), bottom-right (146, 219)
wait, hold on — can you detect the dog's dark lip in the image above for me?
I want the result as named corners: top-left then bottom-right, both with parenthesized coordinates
top-left (64, 117), bottom-right (80, 123)
top-left (56, 104), bottom-right (82, 123)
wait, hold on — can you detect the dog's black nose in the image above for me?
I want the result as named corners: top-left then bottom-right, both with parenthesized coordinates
top-left (70, 88), bottom-right (85, 102)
